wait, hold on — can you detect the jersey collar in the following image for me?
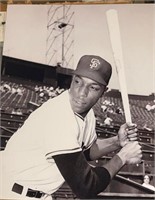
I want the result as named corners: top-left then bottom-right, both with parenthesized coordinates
top-left (74, 112), bottom-right (84, 121)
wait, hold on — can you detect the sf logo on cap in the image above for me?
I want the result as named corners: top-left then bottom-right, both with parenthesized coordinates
top-left (90, 58), bottom-right (100, 70)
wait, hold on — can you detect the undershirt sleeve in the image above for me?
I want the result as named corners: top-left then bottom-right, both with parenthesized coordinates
top-left (53, 151), bottom-right (111, 199)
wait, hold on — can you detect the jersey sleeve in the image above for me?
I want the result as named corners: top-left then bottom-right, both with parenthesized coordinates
top-left (43, 108), bottom-right (82, 159)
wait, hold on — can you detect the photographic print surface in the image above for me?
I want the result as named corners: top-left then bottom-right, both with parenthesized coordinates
top-left (1, 3), bottom-right (155, 199)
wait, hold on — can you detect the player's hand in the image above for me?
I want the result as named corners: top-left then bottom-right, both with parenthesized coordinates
top-left (117, 141), bottom-right (142, 165)
top-left (118, 122), bottom-right (138, 147)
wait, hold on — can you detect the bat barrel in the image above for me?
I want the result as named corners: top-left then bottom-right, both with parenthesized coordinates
top-left (106, 9), bottom-right (132, 123)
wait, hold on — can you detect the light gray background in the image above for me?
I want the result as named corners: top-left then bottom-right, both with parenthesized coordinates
top-left (3, 4), bottom-right (155, 95)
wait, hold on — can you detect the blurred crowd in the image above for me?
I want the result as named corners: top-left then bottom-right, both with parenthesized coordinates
top-left (100, 99), bottom-right (124, 126)
top-left (35, 85), bottom-right (65, 99)
top-left (0, 82), bottom-right (25, 96)
top-left (34, 85), bottom-right (65, 104)
top-left (145, 102), bottom-right (155, 112)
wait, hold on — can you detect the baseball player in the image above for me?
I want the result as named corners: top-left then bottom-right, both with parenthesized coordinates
top-left (1, 55), bottom-right (142, 200)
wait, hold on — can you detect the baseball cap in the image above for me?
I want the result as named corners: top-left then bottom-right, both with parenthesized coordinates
top-left (73, 55), bottom-right (112, 86)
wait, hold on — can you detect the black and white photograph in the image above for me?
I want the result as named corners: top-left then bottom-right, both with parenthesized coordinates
top-left (0, 3), bottom-right (155, 200)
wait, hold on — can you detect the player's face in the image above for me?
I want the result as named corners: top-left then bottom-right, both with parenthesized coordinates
top-left (69, 75), bottom-right (106, 117)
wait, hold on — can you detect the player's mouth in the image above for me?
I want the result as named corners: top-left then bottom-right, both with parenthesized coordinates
top-left (74, 99), bottom-right (86, 106)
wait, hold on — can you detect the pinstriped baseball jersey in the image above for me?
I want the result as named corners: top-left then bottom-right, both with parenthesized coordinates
top-left (4, 90), bottom-right (97, 195)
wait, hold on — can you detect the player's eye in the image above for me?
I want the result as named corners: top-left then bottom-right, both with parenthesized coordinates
top-left (90, 85), bottom-right (100, 91)
top-left (74, 76), bottom-right (82, 86)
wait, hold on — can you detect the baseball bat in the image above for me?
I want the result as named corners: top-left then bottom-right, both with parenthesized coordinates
top-left (106, 9), bottom-right (132, 123)
top-left (106, 9), bottom-right (142, 165)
